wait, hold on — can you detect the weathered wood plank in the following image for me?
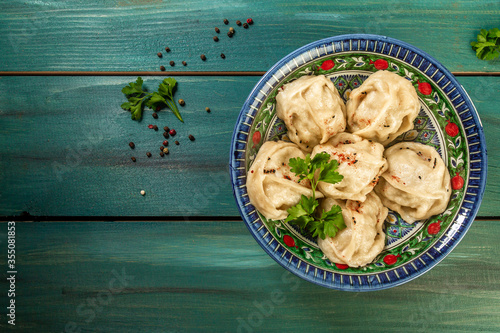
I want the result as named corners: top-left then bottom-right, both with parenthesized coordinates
top-left (0, 220), bottom-right (498, 332)
top-left (1, 0), bottom-right (499, 72)
top-left (0, 76), bottom-right (497, 217)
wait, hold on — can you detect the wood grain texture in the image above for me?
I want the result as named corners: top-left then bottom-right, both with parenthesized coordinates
top-left (1, 0), bottom-right (499, 72)
top-left (0, 220), bottom-right (498, 332)
top-left (0, 76), bottom-right (497, 217)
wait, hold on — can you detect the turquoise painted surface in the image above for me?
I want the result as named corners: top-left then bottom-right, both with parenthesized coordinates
top-left (1, 0), bottom-right (499, 72)
top-left (0, 221), bottom-right (498, 332)
top-left (0, 76), bottom-right (497, 217)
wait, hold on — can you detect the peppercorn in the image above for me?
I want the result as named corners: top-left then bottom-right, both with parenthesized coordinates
top-left (236, 20), bottom-right (241, 26)
top-left (163, 147), bottom-right (169, 154)
top-left (220, 53), bottom-right (226, 59)
top-left (160, 152), bottom-right (164, 157)
top-left (247, 18), bottom-right (253, 25)
top-left (213, 36), bottom-right (219, 42)
top-left (227, 31), bottom-right (233, 38)
top-left (215, 27), bottom-right (220, 33)
top-left (163, 131), bottom-right (169, 138)
top-left (165, 47), bottom-right (170, 52)
top-left (178, 99), bottom-right (185, 106)
top-left (169, 129), bottom-right (176, 136)
top-left (131, 157), bottom-right (136, 162)
top-left (152, 112), bottom-right (158, 119)
top-left (243, 23), bottom-right (248, 29)
top-left (153, 125), bottom-right (158, 131)
top-left (155, 106), bottom-right (161, 112)
top-left (164, 126), bottom-right (170, 132)
top-left (148, 124), bottom-right (154, 129)
top-left (146, 152), bottom-right (152, 157)
top-left (223, 18), bottom-right (229, 25)
top-left (182, 61), bottom-right (187, 66)
top-left (129, 142), bottom-right (135, 149)
top-left (205, 107), bottom-right (211, 112)
top-left (188, 134), bottom-right (195, 141)
top-left (229, 27), bottom-right (235, 33)
top-left (175, 140), bottom-right (179, 145)
top-left (160, 65), bottom-right (165, 71)
top-left (163, 140), bottom-right (169, 146)
top-left (157, 52), bottom-right (162, 58)
top-left (160, 146), bottom-right (164, 151)
top-left (200, 54), bottom-right (206, 61)
top-left (169, 60), bottom-right (175, 66)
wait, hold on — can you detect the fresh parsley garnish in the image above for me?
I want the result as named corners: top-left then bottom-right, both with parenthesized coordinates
top-left (471, 28), bottom-right (500, 61)
top-left (284, 152), bottom-right (346, 240)
top-left (121, 77), bottom-right (183, 122)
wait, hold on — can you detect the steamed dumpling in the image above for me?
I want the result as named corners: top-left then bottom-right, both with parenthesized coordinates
top-left (276, 75), bottom-right (346, 152)
top-left (346, 70), bottom-right (420, 145)
top-left (317, 192), bottom-right (387, 267)
top-left (311, 132), bottom-right (387, 201)
top-left (247, 141), bottom-right (322, 220)
top-left (374, 142), bottom-right (451, 223)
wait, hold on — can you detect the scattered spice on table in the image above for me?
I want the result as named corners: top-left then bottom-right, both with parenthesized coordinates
top-left (129, 142), bottom-right (135, 149)
top-left (170, 61), bottom-right (175, 66)
top-left (247, 18), bottom-right (253, 25)
top-left (131, 157), bottom-right (136, 162)
top-left (213, 36), bottom-right (219, 42)
top-left (163, 140), bottom-right (169, 146)
top-left (146, 152), bottom-right (152, 157)
top-left (153, 125), bottom-right (158, 131)
top-left (227, 31), bottom-right (233, 38)
top-left (160, 152), bottom-right (164, 157)
top-left (236, 20), bottom-right (241, 26)
top-left (175, 140), bottom-right (179, 145)
top-left (223, 19), bottom-right (229, 25)
top-left (152, 112), bottom-right (158, 119)
top-left (220, 53), bottom-right (226, 59)
top-left (169, 129), bottom-right (176, 136)
top-left (164, 126), bottom-right (170, 132)
top-left (215, 27), bottom-right (220, 33)
top-left (148, 124), bottom-right (154, 129)
top-left (200, 54), bottom-right (206, 60)
top-left (182, 61), bottom-right (187, 66)
top-left (163, 131), bottom-right (169, 138)
top-left (157, 52), bottom-right (162, 58)
top-left (163, 147), bottom-right (169, 154)
top-left (140, 190), bottom-right (146, 196)
top-left (189, 134), bottom-right (195, 141)
top-left (165, 47), bottom-right (170, 52)
top-left (243, 23), bottom-right (248, 29)
top-left (178, 99), bottom-right (185, 106)
top-left (160, 65), bottom-right (165, 71)
top-left (206, 107), bottom-right (211, 113)
top-left (160, 145), bottom-right (165, 151)
top-left (229, 27), bottom-right (235, 33)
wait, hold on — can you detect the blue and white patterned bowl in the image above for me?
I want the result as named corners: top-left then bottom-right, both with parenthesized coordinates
top-left (229, 34), bottom-right (487, 291)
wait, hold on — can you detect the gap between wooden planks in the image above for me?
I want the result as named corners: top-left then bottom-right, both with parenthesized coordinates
top-left (0, 71), bottom-right (499, 76)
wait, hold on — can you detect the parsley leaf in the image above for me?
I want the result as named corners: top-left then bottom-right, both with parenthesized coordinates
top-left (121, 77), bottom-right (183, 122)
top-left (471, 28), bottom-right (500, 61)
top-left (284, 152), bottom-right (345, 239)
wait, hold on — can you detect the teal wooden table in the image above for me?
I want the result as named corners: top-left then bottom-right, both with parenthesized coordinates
top-left (1, 1), bottom-right (499, 332)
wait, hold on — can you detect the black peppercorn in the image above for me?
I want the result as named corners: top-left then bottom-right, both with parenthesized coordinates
top-left (188, 134), bottom-right (195, 141)
top-left (129, 142), bottom-right (135, 149)
top-left (163, 131), bottom-right (169, 138)
top-left (227, 31), bottom-right (233, 38)
top-left (152, 112), bottom-right (158, 119)
top-left (164, 126), bottom-right (170, 132)
top-left (205, 107), bottom-right (211, 112)
top-left (178, 99), bottom-right (185, 106)
top-left (223, 19), bottom-right (229, 25)
top-left (157, 52), bottom-right (162, 58)
top-left (160, 152), bottom-right (164, 157)
top-left (236, 20), bottom-right (241, 26)
top-left (215, 27), bottom-right (220, 33)
top-left (169, 60), bottom-right (175, 66)
top-left (160, 65), bottom-right (165, 71)
top-left (131, 157), bottom-right (136, 162)
top-left (175, 140), bottom-right (179, 145)
top-left (200, 54), bottom-right (206, 61)
top-left (213, 36), bottom-right (219, 42)
top-left (182, 61), bottom-right (187, 66)
top-left (243, 23), bottom-right (248, 29)
top-left (153, 125), bottom-right (158, 131)
top-left (220, 53), bottom-right (226, 59)
top-left (165, 47), bottom-right (170, 52)
top-left (160, 146), bottom-right (164, 151)
top-left (146, 152), bottom-right (152, 157)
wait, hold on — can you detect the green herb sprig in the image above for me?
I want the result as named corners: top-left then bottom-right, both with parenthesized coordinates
top-left (121, 77), bottom-right (183, 122)
top-left (471, 28), bottom-right (500, 61)
top-left (284, 152), bottom-right (346, 239)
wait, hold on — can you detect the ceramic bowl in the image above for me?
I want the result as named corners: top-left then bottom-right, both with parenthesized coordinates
top-left (229, 34), bottom-right (487, 291)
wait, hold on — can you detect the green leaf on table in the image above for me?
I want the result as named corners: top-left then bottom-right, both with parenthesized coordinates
top-left (471, 28), bottom-right (500, 61)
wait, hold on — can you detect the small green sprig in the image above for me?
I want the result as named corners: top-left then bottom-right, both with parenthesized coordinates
top-left (284, 152), bottom-right (346, 239)
top-left (471, 28), bottom-right (500, 61)
top-left (121, 77), bottom-right (183, 122)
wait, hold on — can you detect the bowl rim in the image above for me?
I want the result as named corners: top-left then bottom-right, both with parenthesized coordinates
top-left (229, 34), bottom-right (487, 291)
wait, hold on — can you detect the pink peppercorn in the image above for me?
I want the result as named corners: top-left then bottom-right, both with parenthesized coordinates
top-left (247, 18), bottom-right (253, 25)
top-left (169, 129), bottom-right (176, 136)
top-left (148, 124), bottom-right (154, 129)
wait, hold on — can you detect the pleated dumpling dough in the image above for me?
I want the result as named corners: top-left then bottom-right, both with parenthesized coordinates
top-left (276, 75), bottom-right (346, 152)
top-left (311, 132), bottom-right (387, 201)
top-left (374, 142), bottom-right (451, 223)
top-left (346, 70), bottom-right (420, 146)
top-left (247, 141), bottom-right (322, 220)
top-left (317, 192), bottom-right (387, 267)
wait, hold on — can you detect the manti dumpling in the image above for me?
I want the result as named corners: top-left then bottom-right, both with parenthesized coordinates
top-left (346, 70), bottom-right (420, 146)
top-left (276, 75), bottom-right (346, 152)
top-left (247, 141), bottom-right (322, 220)
top-left (374, 142), bottom-right (451, 223)
top-left (317, 192), bottom-right (387, 267)
top-left (311, 132), bottom-right (387, 201)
